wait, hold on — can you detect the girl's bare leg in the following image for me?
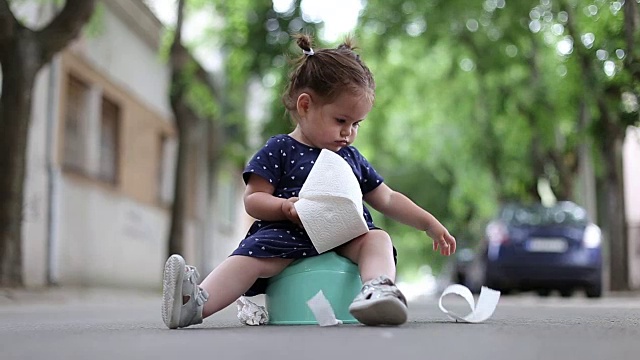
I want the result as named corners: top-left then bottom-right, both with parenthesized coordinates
top-left (198, 256), bottom-right (293, 318)
top-left (336, 229), bottom-right (395, 283)
top-left (337, 229), bottom-right (407, 326)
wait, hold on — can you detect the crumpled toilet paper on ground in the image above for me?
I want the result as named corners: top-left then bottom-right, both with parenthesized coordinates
top-left (438, 284), bottom-right (500, 323)
top-left (236, 296), bottom-right (269, 325)
top-left (294, 149), bottom-right (369, 253)
top-left (306, 290), bottom-right (343, 326)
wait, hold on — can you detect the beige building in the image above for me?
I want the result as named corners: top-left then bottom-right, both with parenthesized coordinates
top-left (17, 0), bottom-right (248, 289)
top-left (623, 127), bottom-right (640, 289)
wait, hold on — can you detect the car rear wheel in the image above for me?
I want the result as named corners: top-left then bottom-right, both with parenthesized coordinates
top-left (585, 282), bottom-right (602, 298)
top-left (536, 289), bottom-right (551, 297)
top-left (559, 288), bottom-right (573, 297)
top-left (486, 281), bottom-right (510, 295)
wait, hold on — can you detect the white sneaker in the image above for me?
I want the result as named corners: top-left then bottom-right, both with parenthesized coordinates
top-left (348, 275), bottom-right (408, 326)
top-left (161, 254), bottom-right (209, 329)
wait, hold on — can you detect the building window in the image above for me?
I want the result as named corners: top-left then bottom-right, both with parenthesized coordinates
top-left (99, 97), bottom-right (120, 184)
top-left (63, 75), bottom-right (89, 172)
top-left (62, 74), bottom-right (120, 185)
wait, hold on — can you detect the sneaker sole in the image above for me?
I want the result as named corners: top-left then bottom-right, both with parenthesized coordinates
top-left (162, 255), bottom-right (185, 329)
top-left (349, 297), bottom-right (408, 326)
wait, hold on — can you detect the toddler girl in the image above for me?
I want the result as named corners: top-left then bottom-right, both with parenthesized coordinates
top-left (161, 34), bottom-right (456, 328)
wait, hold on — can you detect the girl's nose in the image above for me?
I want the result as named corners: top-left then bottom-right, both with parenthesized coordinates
top-left (340, 126), bottom-right (351, 137)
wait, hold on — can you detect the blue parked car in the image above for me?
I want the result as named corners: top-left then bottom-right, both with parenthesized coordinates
top-left (481, 202), bottom-right (603, 298)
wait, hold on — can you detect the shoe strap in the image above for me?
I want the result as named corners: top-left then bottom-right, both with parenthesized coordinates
top-left (183, 265), bottom-right (208, 305)
top-left (185, 265), bottom-right (200, 283)
top-left (362, 276), bottom-right (407, 306)
top-left (195, 287), bottom-right (209, 306)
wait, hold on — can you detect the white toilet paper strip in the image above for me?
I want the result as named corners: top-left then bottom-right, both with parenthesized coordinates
top-left (294, 149), bottom-right (369, 253)
top-left (236, 296), bottom-right (269, 325)
top-left (438, 284), bottom-right (500, 323)
top-left (306, 290), bottom-right (343, 326)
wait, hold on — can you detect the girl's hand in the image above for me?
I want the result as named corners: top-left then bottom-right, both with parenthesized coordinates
top-left (281, 197), bottom-right (302, 226)
top-left (427, 226), bottom-right (457, 256)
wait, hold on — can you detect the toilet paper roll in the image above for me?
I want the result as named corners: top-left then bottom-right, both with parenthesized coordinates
top-left (295, 149), bottom-right (369, 253)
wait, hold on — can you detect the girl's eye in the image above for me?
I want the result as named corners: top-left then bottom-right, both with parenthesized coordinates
top-left (353, 122), bottom-right (361, 128)
top-left (336, 118), bottom-right (346, 123)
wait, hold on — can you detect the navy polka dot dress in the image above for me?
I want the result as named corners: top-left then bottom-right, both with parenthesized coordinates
top-left (233, 134), bottom-right (384, 295)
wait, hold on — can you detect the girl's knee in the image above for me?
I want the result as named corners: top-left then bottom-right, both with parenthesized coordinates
top-left (338, 229), bottom-right (393, 260)
top-left (369, 230), bottom-right (393, 250)
top-left (360, 230), bottom-right (393, 249)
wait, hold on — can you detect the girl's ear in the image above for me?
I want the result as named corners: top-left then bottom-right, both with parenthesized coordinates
top-left (296, 93), bottom-right (312, 118)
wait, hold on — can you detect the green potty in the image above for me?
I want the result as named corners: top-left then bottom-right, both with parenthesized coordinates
top-left (266, 251), bottom-right (362, 325)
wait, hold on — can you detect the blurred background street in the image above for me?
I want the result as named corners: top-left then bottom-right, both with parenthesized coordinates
top-left (1, 287), bottom-right (639, 360)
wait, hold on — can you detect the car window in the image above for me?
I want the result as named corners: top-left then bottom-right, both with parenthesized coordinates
top-left (501, 203), bottom-right (588, 226)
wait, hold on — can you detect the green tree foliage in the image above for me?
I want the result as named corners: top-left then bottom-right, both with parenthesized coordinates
top-left (179, 0), bottom-right (637, 284)
top-left (187, 0), bottom-right (320, 152)
top-left (347, 0), bottom-right (638, 282)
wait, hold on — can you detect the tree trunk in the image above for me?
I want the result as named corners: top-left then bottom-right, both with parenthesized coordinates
top-left (523, 41), bottom-right (549, 202)
top-left (165, 0), bottom-right (227, 258)
top-left (167, 98), bottom-right (193, 256)
top-left (598, 100), bottom-right (629, 291)
top-left (576, 99), bottom-right (597, 221)
top-left (167, 0), bottom-right (197, 257)
top-left (0, 0), bottom-right (95, 287)
top-left (603, 150), bottom-right (628, 291)
top-left (0, 32), bottom-right (39, 287)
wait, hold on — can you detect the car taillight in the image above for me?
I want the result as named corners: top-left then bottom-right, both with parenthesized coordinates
top-left (583, 223), bottom-right (601, 248)
top-left (486, 221), bottom-right (509, 244)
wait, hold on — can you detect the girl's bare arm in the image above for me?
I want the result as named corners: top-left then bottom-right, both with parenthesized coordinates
top-left (364, 183), bottom-right (456, 255)
top-left (243, 174), bottom-right (300, 224)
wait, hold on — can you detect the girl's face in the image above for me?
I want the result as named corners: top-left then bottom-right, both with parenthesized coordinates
top-left (291, 90), bottom-right (373, 152)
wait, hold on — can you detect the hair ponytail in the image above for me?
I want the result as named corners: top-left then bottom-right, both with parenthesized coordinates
top-left (282, 34), bottom-right (375, 121)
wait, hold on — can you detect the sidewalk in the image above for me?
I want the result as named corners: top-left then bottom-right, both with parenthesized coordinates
top-left (0, 285), bottom-right (246, 329)
top-left (0, 286), bottom-right (160, 307)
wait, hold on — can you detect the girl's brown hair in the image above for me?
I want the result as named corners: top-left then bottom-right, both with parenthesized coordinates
top-left (282, 34), bottom-right (375, 119)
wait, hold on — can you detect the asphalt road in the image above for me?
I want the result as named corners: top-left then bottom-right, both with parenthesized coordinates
top-left (1, 289), bottom-right (639, 360)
